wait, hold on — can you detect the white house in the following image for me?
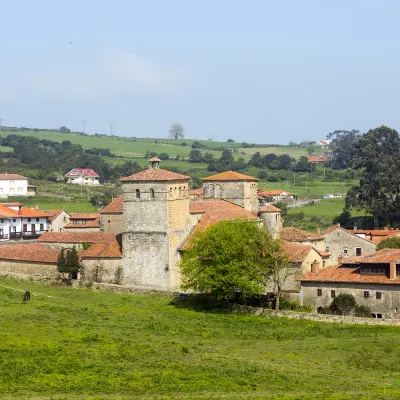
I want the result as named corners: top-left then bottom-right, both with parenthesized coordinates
top-left (0, 174), bottom-right (29, 196)
top-left (258, 189), bottom-right (296, 204)
top-left (65, 168), bottom-right (100, 185)
top-left (42, 209), bottom-right (70, 232)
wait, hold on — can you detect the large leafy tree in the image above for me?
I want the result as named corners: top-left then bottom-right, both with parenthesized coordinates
top-left (346, 126), bottom-right (400, 227)
top-left (327, 129), bottom-right (360, 169)
top-left (180, 219), bottom-right (286, 300)
top-left (168, 123), bottom-right (185, 139)
top-left (376, 236), bottom-right (400, 251)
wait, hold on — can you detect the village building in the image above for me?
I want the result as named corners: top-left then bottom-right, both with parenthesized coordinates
top-left (350, 229), bottom-right (400, 244)
top-left (42, 209), bottom-right (70, 232)
top-left (322, 225), bottom-right (376, 266)
top-left (258, 205), bottom-right (283, 239)
top-left (64, 168), bottom-right (100, 185)
top-left (307, 156), bottom-right (329, 163)
top-left (280, 227), bottom-right (325, 252)
top-left (189, 188), bottom-right (204, 200)
top-left (301, 249), bottom-right (400, 319)
top-left (258, 189), bottom-right (296, 204)
top-left (0, 173), bottom-right (35, 197)
top-left (64, 213), bottom-right (100, 232)
top-left (100, 196), bottom-right (124, 233)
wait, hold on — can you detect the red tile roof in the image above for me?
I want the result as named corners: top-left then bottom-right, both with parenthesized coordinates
top-left (280, 227), bottom-right (323, 242)
top-left (0, 174), bottom-right (28, 180)
top-left (259, 190), bottom-right (295, 196)
top-left (0, 205), bottom-right (19, 218)
top-left (81, 241), bottom-right (122, 258)
top-left (65, 168), bottom-right (100, 178)
top-left (64, 218), bottom-right (100, 229)
top-left (282, 241), bottom-right (314, 263)
top-left (148, 157), bottom-right (161, 162)
top-left (120, 168), bottom-right (190, 182)
top-left (27, 184), bottom-right (37, 188)
top-left (202, 171), bottom-right (258, 182)
top-left (0, 203), bottom-right (22, 207)
top-left (69, 213), bottom-right (100, 220)
top-left (189, 188), bottom-right (204, 196)
top-left (100, 197), bottom-right (123, 214)
top-left (259, 205), bottom-right (281, 213)
top-left (41, 209), bottom-right (68, 221)
top-left (38, 232), bottom-right (116, 244)
top-left (19, 208), bottom-right (49, 218)
top-left (341, 249), bottom-right (400, 265)
top-left (0, 243), bottom-right (59, 263)
top-left (302, 265), bottom-right (400, 285)
top-left (322, 225), bottom-right (378, 245)
top-left (308, 156), bottom-right (329, 163)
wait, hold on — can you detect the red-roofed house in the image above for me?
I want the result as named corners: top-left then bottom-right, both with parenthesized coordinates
top-left (308, 156), bottom-right (329, 163)
top-left (65, 168), bottom-right (100, 185)
top-left (42, 209), bottom-right (70, 232)
top-left (258, 189), bottom-right (296, 203)
top-left (64, 213), bottom-right (100, 232)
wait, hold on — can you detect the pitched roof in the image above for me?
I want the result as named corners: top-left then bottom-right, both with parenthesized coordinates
top-left (81, 241), bottom-right (122, 259)
top-left (38, 232), bottom-right (116, 244)
top-left (189, 188), bottom-right (204, 196)
top-left (69, 213), bottom-right (100, 220)
top-left (65, 168), bottom-right (100, 178)
top-left (41, 209), bottom-right (68, 221)
top-left (120, 168), bottom-right (190, 182)
top-left (0, 205), bottom-right (19, 218)
top-left (308, 156), bottom-right (329, 163)
top-left (341, 249), bottom-right (400, 265)
top-left (0, 203), bottom-right (22, 207)
top-left (322, 225), bottom-right (378, 245)
top-left (202, 171), bottom-right (258, 182)
top-left (282, 241), bottom-right (314, 263)
top-left (302, 265), bottom-right (400, 285)
top-left (280, 227), bottom-right (323, 242)
top-left (0, 243), bottom-right (59, 263)
top-left (259, 190), bottom-right (295, 196)
top-left (0, 174), bottom-right (28, 180)
top-left (100, 196), bottom-right (124, 214)
top-left (148, 157), bottom-right (161, 162)
top-left (64, 218), bottom-right (100, 229)
top-left (351, 229), bottom-right (400, 243)
top-left (259, 205), bottom-right (281, 213)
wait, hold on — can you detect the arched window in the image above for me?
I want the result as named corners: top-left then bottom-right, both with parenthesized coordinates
top-left (136, 189), bottom-right (140, 199)
top-left (215, 184), bottom-right (222, 198)
top-left (150, 188), bottom-right (155, 199)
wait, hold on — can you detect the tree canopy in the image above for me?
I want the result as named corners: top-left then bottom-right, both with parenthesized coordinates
top-left (345, 126), bottom-right (400, 227)
top-left (179, 219), bottom-right (286, 300)
top-left (168, 123), bottom-right (185, 139)
top-left (327, 129), bottom-right (360, 169)
top-left (376, 236), bottom-right (400, 251)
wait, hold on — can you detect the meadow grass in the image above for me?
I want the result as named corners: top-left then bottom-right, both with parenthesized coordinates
top-left (0, 277), bottom-right (399, 399)
top-left (238, 146), bottom-right (308, 158)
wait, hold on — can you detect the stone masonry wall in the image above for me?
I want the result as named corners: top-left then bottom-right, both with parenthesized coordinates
top-left (100, 214), bottom-right (124, 233)
top-left (0, 260), bottom-right (59, 280)
top-left (80, 258), bottom-right (122, 284)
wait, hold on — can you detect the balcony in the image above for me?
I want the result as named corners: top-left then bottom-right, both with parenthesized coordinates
top-left (0, 234), bottom-right (9, 240)
top-left (10, 230), bottom-right (48, 239)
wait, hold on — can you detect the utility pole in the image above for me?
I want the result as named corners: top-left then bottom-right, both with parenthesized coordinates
top-left (110, 124), bottom-right (113, 136)
top-left (82, 120), bottom-right (86, 134)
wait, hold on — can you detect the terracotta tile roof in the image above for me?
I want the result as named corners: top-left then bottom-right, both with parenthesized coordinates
top-left (0, 243), bottom-right (59, 263)
top-left (0, 174), bottom-right (28, 180)
top-left (41, 209), bottom-right (68, 221)
top-left (302, 265), bottom-right (400, 285)
top-left (19, 208), bottom-right (49, 218)
top-left (317, 250), bottom-right (331, 257)
top-left (258, 190), bottom-right (295, 196)
top-left (259, 205), bottom-right (281, 213)
top-left (0, 202), bottom-right (22, 207)
top-left (352, 229), bottom-right (399, 236)
top-left (65, 168), bottom-right (100, 178)
top-left (100, 196), bottom-right (123, 214)
top-left (69, 213), bottom-right (100, 220)
top-left (202, 171), bottom-right (258, 182)
top-left (308, 156), bottom-right (329, 163)
top-left (341, 249), bottom-right (400, 265)
top-left (120, 168), bottom-right (190, 182)
top-left (38, 232), bottom-right (116, 244)
top-left (282, 241), bottom-right (314, 263)
top-left (0, 205), bottom-right (19, 218)
top-left (148, 157), bottom-right (161, 162)
top-left (183, 200), bottom-right (258, 249)
top-left (81, 241), bottom-right (122, 258)
top-left (189, 188), bottom-right (204, 196)
top-left (322, 225), bottom-right (378, 245)
top-left (280, 227), bottom-right (323, 242)
top-left (65, 219), bottom-right (100, 229)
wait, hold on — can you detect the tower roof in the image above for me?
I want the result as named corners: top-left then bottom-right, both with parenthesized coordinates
top-left (120, 168), bottom-right (191, 182)
top-left (202, 171), bottom-right (258, 182)
top-left (258, 205), bottom-right (281, 213)
top-left (148, 157), bottom-right (161, 162)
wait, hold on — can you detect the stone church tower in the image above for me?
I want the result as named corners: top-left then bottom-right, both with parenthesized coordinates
top-left (120, 158), bottom-right (192, 290)
top-left (258, 205), bottom-right (283, 239)
top-left (202, 171), bottom-right (259, 212)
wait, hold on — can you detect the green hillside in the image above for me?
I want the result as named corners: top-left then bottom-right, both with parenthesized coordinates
top-left (0, 277), bottom-right (399, 399)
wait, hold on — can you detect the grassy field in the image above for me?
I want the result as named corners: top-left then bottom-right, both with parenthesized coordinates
top-left (238, 146), bottom-right (308, 158)
top-left (0, 277), bottom-right (399, 399)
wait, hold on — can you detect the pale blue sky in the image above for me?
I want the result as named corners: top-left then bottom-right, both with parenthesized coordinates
top-left (1, 0), bottom-right (399, 144)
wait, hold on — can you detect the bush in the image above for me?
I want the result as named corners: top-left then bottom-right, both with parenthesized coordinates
top-left (330, 293), bottom-right (356, 315)
top-left (355, 305), bottom-right (372, 318)
top-left (257, 170), bottom-right (268, 180)
top-left (376, 236), bottom-right (400, 251)
top-left (158, 153), bottom-right (169, 160)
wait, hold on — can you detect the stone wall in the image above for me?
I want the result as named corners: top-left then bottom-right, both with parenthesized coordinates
top-left (233, 304), bottom-right (400, 325)
top-left (0, 259), bottom-right (60, 280)
top-left (80, 258), bottom-right (122, 284)
top-left (301, 281), bottom-right (400, 319)
top-left (100, 214), bottom-right (124, 233)
top-left (64, 227), bottom-right (100, 233)
top-left (323, 228), bottom-right (376, 266)
top-left (260, 212), bottom-right (282, 239)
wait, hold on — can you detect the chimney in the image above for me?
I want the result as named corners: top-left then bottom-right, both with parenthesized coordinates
top-left (18, 206), bottom-right (22, 216)
top-left (338, 254), bottom-right (343, 265)
top-left (311, 262), bottom-right (319, 274)
top-left (390, 261), bottom-right (397, 280)
top-left (316, 226), bottom-right (321, 234)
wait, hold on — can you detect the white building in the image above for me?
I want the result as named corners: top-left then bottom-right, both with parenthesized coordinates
top-left (65, 168), bottom-right (100, 185)
top-left (0, 174), bottom-right (29, 196)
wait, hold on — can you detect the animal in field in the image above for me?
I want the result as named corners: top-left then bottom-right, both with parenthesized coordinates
top-left (23, 290), bottom-right (31, 301)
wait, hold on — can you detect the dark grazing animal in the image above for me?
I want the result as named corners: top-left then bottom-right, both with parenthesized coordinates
top-left (23, 290), bottom-right (31, 301)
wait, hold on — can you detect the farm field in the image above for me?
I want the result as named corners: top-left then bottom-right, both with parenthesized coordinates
top-left (238, 146), bottom-right (308, 158)
top-left (0, 277), bottom-right (399, 399)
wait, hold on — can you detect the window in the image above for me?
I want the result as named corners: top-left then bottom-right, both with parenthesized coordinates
top-left (356, 247), bottom-right (362, 256)
top-left (82, 219), bottom-right (88, 225)
top-left (343, 249), bottom-right (348, 255)
top-left (108, 220), bottom-right (111, 223)
top-left (13, 219), bottom-right (16, 222)
top-left (331, 290), bottom-right (336, 298)
top-left (376, 292), bottom-right (382, 300)
top-left (36, 218), bottom-right (39, 222)
top-left (40, 224), bottom-right (44, 231)
top-left (150, 188), bottom-right (155, 199)
top-left (73, 220), bottom-right (79, 224)
top-left (28, 218), bottom-right (31, 222)
top-left (136, 189), bottom-right (140, 199)
top-left (10, 188), bottom-right (15, 193)
top-left (0, 219), bottom-right (3, 223)
top-left (364, 291), bottom-right (370, 299)
top-left (317, 289), bottom-right (322, 296)
top-left (18, 187), bottom-right (23, 193)
top-left (322, 261), bottom-right (326, 267)
top-left (325, 247), bottom-right (330, 252)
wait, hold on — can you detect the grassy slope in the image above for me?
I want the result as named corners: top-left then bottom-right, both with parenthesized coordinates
top-left (0, 277), bottom-right (399, 399)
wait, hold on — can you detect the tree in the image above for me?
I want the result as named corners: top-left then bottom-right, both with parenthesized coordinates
top-left (293, 156), bottom-right (310, 172)
top-left (158, 153), bottom-right (169, 160)
top-left (59, 126), bottom-right (71, 133)
top-left (168, 123), bottom-right (185, 139)
top-left (57, 248), bottom-right (67, 273)
top-left (330, 293), bottom-right (356, 315)
top-left (227, 139), bottom-right (235, 143)
top-left (248, 152), bottom-right (263, 168)
top-left (346, 126), bottom-right (400, 227)
top-left (65, 246), bottom-right (81, 278)
top-left (327, 129), bottom-right (360, 169)
top-left (376, 236), bottom-right (400, 251)
top-left (180, 219), bottom-right (278, 300)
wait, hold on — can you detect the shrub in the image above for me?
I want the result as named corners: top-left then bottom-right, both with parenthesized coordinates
top-left (376, 236), bottom-right (400, 251)
top-left (355, 305), bottom-right (372, 318)
top-left (330, 293), bottom-right (356, 316)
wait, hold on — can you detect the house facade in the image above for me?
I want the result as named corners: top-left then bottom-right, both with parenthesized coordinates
top-left (258, 190), bottom-right (296, 204)
top-left (0, 174), bottom-right (30, 196)
top-left (42, 209), bottom-right (70, 232)
top-left (64, 213), bottom-right (100, 232)
top-left (100, 197), bottom-right (124, 233)
top-left (64, 168), bottom-right (100, 185)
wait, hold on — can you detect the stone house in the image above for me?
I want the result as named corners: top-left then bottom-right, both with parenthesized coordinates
top-left (189, 188), bottom-right (204, 200)
top-left (322, 225), bottom-right (376, 266)
top-left (64, 213), bottom-right (100, 232)
top-left (301, 249), bottom-right (400, 319)
top-left (42, 209), bottom-right (70, 232)
top-left (280, 227), bottom-right (325, 252)
top-left (100, 196), bottom-right (124, 233)
top-left (350, 229), bottom-right (400, 244)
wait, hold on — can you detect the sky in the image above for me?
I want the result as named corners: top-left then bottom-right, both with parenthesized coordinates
top-left (1, 0), bottom-right (400, 144)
